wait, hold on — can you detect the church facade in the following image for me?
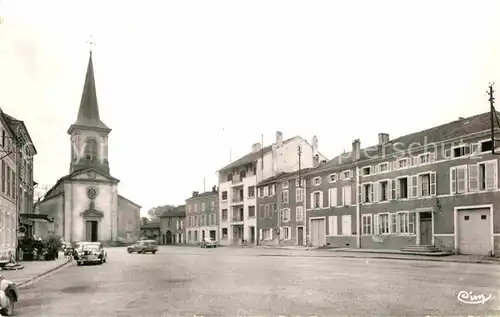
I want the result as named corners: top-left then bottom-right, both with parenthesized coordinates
top-left (36, 52), bottom-right (141, 245)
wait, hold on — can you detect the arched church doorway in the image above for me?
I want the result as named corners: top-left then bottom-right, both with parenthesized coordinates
top-left (166, 231), bottom-right (172, 245)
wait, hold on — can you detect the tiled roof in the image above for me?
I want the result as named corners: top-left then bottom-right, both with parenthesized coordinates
top-left (160, 205), bottom-right (186, 218)
top-left (186, 191), bottom-right (218, 200)
top-left (217, 136), bottom-right (300, 173)
top-left (141, 222), bottom-right (160, 229)
top-left (311, 111), bottom-right (498, 174)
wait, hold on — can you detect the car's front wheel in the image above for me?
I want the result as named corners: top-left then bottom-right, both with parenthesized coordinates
top-left (0, 292), bottom-right (15, 316)
top-left (152, 251), bottom-right (156, 254)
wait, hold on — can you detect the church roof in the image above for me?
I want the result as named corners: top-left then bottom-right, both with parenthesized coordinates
top-left (68, 52), bottom-right (110, 134)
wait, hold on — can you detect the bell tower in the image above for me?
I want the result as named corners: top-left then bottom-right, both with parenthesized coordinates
top-left (67, 49), bottom-right (111, 175)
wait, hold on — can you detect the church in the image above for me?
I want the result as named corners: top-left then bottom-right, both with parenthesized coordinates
top-left (36, 51), bottom-right (141, 245)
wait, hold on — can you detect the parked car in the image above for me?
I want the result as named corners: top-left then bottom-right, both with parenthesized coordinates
top-left (74, 242), bottom-right (107, 264)
top-left (0, 274), bottom-right (19, 316)
top-left (76, 244), bottom-right (106, 266)
top-left (127, 240), bottom-right (158, 254)
top-left (62, 242), bottom-right (73, 256)
top-left (200, 238), bottom-right (218, 248)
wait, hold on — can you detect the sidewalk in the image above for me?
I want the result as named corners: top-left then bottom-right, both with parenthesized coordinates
top-left (0, 252), bottom-right (71, 287)
top-left (256, 245), bottom-right (500, 265)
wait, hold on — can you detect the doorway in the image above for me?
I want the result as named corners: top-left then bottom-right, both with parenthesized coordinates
top-left (210, 230), bottom-right (216, 240)
top-left (419, 212), bottom-right (432, 245)
top-left (85, 220), bottom-right (98, 242)
top-left (166, 231), bottom-right (172, 245)
top-left (297, 226), bottom-right (304, 246)
top-left (310, 218), bottom-right (326, 247)
top-left (202, 230), bottom-right (206, 240)
top-left (249, 226), bottom-right (255, 244)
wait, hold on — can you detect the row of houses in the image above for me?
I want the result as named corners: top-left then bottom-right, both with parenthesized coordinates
top-left (0, 108), bottom-right (41, 260)
top-left (158, 110), bottom-right (500, 256)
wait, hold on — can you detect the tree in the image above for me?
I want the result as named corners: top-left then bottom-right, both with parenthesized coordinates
top-left (147, 205), bottom-right (176, 220)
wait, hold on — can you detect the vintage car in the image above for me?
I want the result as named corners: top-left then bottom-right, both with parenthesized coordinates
top-left (76, 244), bottom-right (106, 266)
top-left (127, 240), bottom-right (158, 254)
top-left (62, 242), bottom-right (74, 256)
top-left (0, 274), bottom-right (19, 316)
top-left (200, 237), bottom-right (218, 248)
top-left (74, 242), bottom-right (107, 264)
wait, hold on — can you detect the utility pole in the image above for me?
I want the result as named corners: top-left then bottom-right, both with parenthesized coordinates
top-left (297, 145), bottom-right (302, 188)
top-left (488, 83), bottom-right (500, 155)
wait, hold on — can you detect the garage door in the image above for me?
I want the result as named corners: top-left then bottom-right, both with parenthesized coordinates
top-left (310, 218), bottom-right (326, 247)
top-left (458, 208), bottom-right (491, 256)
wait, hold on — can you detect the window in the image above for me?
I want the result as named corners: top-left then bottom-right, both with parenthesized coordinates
top-left (418, 173), bottom-right (436, 197)
top-left (187, 205), bottom-right (192, 213)
top-left (328, 173), bottom-right (337, 182)
top-left (453, 144), bottom-right (471, 158)
top-left (201, 203), bottom-right (206, 212)
top-left (210, 201), bottom-right (215, 211)
top-left (313, 177), bottom-right (322, 186)
top-left (375, 213), bottom-right (390, 234)
top-left (451, 165), bottom-right (467, 194)
top-left (481, 215), bottom-right (487, 220)
top-left (379, 180), bottom-right (389, 201)
top-left (341, 215), bottom-right (352, 236)
top-left (362, 183), bottom-right (373, 203)
top-left (84, 139), bottom-right (98, 160)
top-left (342, 170), bottom-right (351, 179)
top-left (268, 185), bottom-right (275, 196)
top-left (362, 214), bottom-right (372, 235)
top-left (281, 227), bottom-right (291, 240)
top-left (378, 163), bottom-right (388, 173)
top-left (264, 204), bottom-right (270, 218)
top-left (221, 191), bottom-right (228, 201)
top-left (221, 209), bottom-right (228, 220)
top-left (6, 166), bottom-right (10, 196)
top-left (194, 203), bottom-right (198, 213)
top-left (262, 228), bottom-right (272, 240)
top-left (296, 206), bottom-right (304, 221)
top-left (248, 186), bottom-right (255, 198)
top-left (296, 188), bottom-right (304, 202)
top-left (258, 187), bottom-right (264, 197)
top-left (397, 158), bottom-right (409, 169)
top-left (280, 208), bottom-right (290, 222)
top-left (419, 152), bottom-right (435, 165)
top-left (397, 212), bottom-right (415, 234)
top-left (478, 160), bottom-right (497, 191)
top-left (362, 167), bottom-right (371, 176)
top-left (328, 216), bottom-right (338, 236)
top-left (282, 181), bottom-right (289, 189)
top-left (281, 190), bottom-right (289, 204)
top-left (248, 206), bottom-right (255, 218)
top-left (311, 191), bottom-right (322, 209)
top-left (480, 140), bottom-right (494, 153)
top-left (395, 177), bottom-right (408, 199)
top-left (342, 186), bottom-right (351, 205)
top-left (328, 188), bottom-right (337, 207)
top-left (264, 186), bottom-right (269, 196)
top-left (295, 178), bottom-right (305, 187)
top-left (410, 175), bottom-right (418, 198)
top-left (222, 228), bottom-right (228, 239)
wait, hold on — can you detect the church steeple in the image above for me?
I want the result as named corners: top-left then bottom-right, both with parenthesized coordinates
top-left (68, 49), bottom-right (111, 175)
top-left (67, 51), bottom-right (110, 134)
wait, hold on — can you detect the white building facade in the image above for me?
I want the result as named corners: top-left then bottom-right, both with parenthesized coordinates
top-left (217, 131), bottom-right (326, 246)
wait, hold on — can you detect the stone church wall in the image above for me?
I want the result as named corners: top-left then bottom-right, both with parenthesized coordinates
top-left (36, 194), bottom-right (63, 239)
top-left (117, 196), bottom-right (141, 244)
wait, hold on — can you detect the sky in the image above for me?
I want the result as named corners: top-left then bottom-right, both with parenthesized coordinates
top-left (0, 0), bottom-right (499, 216)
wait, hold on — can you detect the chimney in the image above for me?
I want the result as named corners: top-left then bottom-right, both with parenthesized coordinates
top-left (251, 142), bottom-right (262, 153)
top-left (212, 185), bottom-right (217, 192)
top-left (352, 139), bottom-right (361, 161)
top-left (378, 133), bottom-right (389, 145)
top-left (313, 154), bottom-right (320, 167)
top-left (192, 191), bottom-right (199, 197)
top-left (276, 131), bottom-right (283, 147)
top-left (312, 135), bottom-right (318, 155)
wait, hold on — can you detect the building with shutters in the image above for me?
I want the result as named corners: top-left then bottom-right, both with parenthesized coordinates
top-left (217, 131), bottom-right (326, 246)
top-left (185, 187), bottom-right (218, 244)
top-left (304, 111), bottom-right (500, 256)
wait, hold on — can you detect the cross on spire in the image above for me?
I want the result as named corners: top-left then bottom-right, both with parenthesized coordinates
top-left (87, 35), bottom-right (96, 53)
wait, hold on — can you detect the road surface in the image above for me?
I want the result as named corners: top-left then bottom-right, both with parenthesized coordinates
top-left (16, 246), bottom-right (500, 316)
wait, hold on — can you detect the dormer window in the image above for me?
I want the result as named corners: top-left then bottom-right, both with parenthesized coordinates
top-left (480, 140), bottom-right (494, 153)
top-left (362, 167), bottom-right (371, 176)
top-left (282, 181), bottom-right (289, 189)
top-left (398, 159), bottom-right (408, 169)
top-left (453, 144), bottom-right (471, 158)
top-left (328, 173), bottom-right (337, 182)
top-left (379, 163), bottom-right (388, 172)
top-left (342, 170), bottom-right (351, 179)
top-left (313, 177), bottom-right (322, 186)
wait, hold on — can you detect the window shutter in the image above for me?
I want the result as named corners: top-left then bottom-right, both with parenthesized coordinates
top-left (374, 214), bottom-right (379, 235)
top-left (411, 175), bottom-right (418, 198)
top-left (369, 184), bottom-right (374, 202)
top-left (429, 152), bottom-right (436, 163)
top-left (471, 143), bottom-right (479, 154)
top-left (345, 186), bottom-right (351, 205)
top-left (457, 166), bottom-right (467, 193)
top-left (392, 179), bottom-right (397, 200)
top-left (270, 229), bottom-right (273, 240)
top-left (417, 174), bottom-right (422, 197)
top-left (373, 182), bottom-right (379, 202)
top-left (468, 164), bottom-right (478, 192)
top-left (361, 185), bottom-right (366, 203)
top-left (387, 180), bottom-right (392, 200)
top-left (486, 160), bottom-right (497, 190)
top-left (451, 168), bottom-right (457, 194)
top-left (393, 161), bottom-right (398, 170)
top-left (374, 165), bottom-right (379, 174)
top-left (390, 213), bottom-right (397, 234)
top-left (310, 193), bottom-right (314, 209)
top-left (430, 172), bottom-right (437, 196)
top-left (259, 229), bottom-right (263, 240)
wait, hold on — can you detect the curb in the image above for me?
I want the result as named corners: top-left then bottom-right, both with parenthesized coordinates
top-left (17, 259), bottom-right (72, 289)
top-left (257, 253), bottom-right (500, 265)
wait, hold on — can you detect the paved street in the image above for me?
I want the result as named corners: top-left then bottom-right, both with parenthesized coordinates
top-left (15, 246), bottom-right (500, 316)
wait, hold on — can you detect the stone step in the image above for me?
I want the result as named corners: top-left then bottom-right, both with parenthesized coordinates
top-left (401, 245), bottom-right (442, 253)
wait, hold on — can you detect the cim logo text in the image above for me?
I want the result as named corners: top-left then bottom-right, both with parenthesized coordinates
top-left (457, 290), bottom-right (492, 304)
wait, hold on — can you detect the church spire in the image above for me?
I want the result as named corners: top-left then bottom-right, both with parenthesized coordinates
top-left (68, 49), bottom-right (110, 134)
